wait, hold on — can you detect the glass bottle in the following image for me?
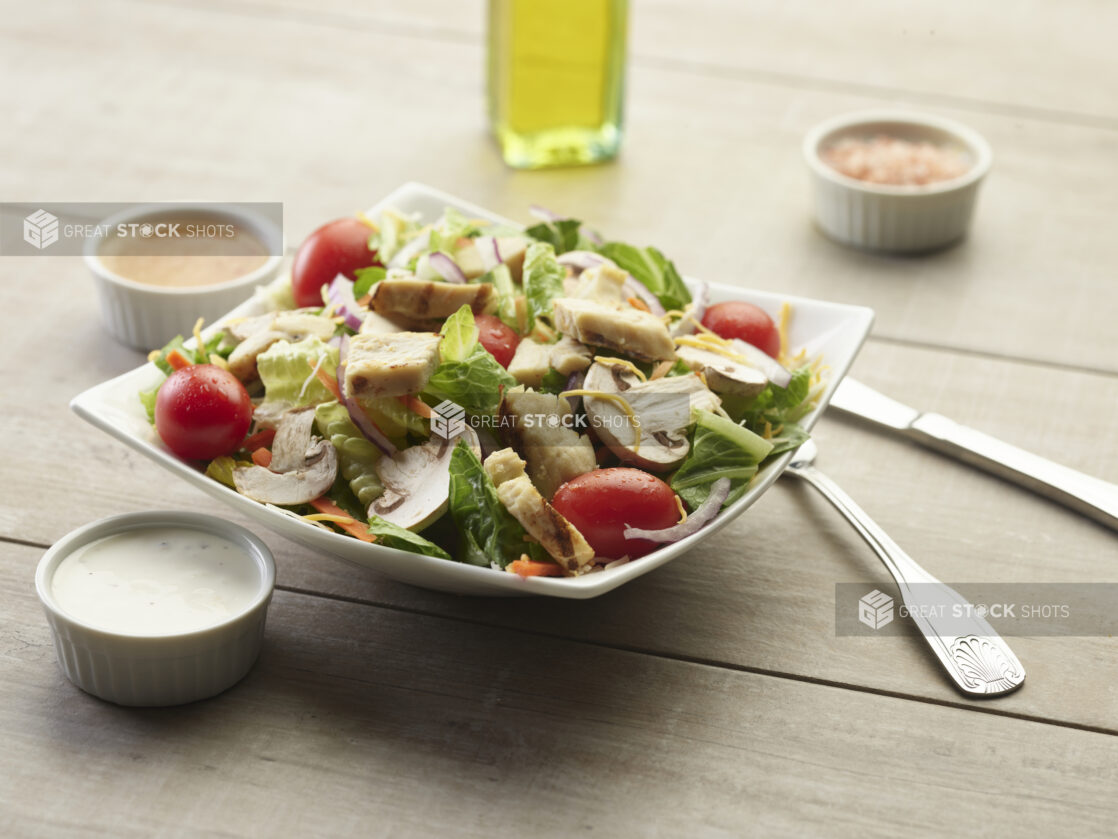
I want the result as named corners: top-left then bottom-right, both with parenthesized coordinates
top-left (487, 0), bottom-right (628, 169)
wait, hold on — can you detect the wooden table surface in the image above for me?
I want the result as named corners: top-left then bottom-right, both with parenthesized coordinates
top-left (3, 1), bottom-right (1118, 836)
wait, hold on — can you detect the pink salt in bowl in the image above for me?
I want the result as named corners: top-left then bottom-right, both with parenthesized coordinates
top-left (803, 110), bottom-right (992, 253)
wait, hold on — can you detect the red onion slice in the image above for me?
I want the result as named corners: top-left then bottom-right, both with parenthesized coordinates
top-left (326, 275), bottom-right (365, 331)
top-left (529, 204), bottom-right (563, 223)
top-left (336, 335), bottom-right (397, 456)
top-left (428, 251), bottom-right (467, 284)
top-left (386, 228), bottom-right (431, 269)
top-left (623, 478), bottom-right (731, 543)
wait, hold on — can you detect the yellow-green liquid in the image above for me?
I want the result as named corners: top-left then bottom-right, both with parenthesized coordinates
top-left (488, 0), bottom-right (628, 169)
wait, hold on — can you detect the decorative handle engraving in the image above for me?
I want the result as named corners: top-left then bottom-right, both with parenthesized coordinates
top-left (949, 635), bottom-right (1025, 695)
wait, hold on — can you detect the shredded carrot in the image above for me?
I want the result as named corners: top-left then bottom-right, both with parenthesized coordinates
top-left (398, 394), bottom-right (433, 419)
top-left (315, 366), bottom-right (342, 401)
top-left (508, 557), bottom-right (564, 578)
top-left (356, 293), bottom-right (372, 307)
top-left (309, 496), bottom-right (377, 543)
top-left (627, 296), bottom-right (651, 313)
top-left (650, 360), bottom-right (674, 380)
top-left (242, 428), bottom-right (276, 451)
top-left (165, 349), bottom-right (193, 371)
top-left (251, 448), bottom-right (272, 468)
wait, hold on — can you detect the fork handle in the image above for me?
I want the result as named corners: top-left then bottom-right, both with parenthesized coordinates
top-left (786, 462), bottom-right (1026, 697)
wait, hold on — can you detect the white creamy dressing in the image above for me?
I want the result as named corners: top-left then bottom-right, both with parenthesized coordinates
top-left (51, 527), bottom-right (261, 635)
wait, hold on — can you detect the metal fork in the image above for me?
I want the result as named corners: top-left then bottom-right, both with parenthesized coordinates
top-left (785, 439), bottom-right (1025, 698)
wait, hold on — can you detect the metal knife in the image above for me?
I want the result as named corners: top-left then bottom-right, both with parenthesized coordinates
top-left (830, 378), bottom-right (1118, 532)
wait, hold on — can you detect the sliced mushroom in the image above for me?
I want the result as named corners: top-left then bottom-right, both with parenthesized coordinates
top-left (583, 362), bottom-right (721, 472)
top-left (674, 344), bottom-right (768, 398)
top-left (369, 427), bottom-right (481, 531)
top-left (233, 407), bottom-right (338, 505)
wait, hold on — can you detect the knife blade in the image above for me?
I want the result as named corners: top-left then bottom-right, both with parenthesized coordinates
top-left (830, 377), bottom-right (1118, 532)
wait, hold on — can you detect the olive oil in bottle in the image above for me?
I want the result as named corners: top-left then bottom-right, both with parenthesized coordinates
top-left (487, 0), bottom-right (628, 169)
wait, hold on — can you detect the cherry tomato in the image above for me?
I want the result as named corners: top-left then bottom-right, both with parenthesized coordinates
top-left (155, 365), bottom-right (253, 460)
top-left (701, 301), bottom-right (780, 358)
top-left (551, 468), bottom-right (680, 560)
top-left (291, 218), bottom-right (381, 308)
top-left (475, 314), bottom-right (520, 368)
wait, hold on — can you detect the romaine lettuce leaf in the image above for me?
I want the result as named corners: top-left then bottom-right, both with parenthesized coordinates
top-left (423, 306), bottom-right (516, 415)
top-left (371, 208), bottom-right (422, 263)
top-left (353, 266), bottom-right (387, 297)
top-left (438, 304), bottom-right (480, 363)
top-left (314, 401), bottom-right (384, 509)
top-left (257, 336), bottom-right (339, 415)
top-left (428, 207), bottom-right (480, 255)
top-left (522, 242), bottom-right (565, 327)
top-left (481, 263), bottom-right (519, 330)
top-left (447, 441), bottom-right (538, 568)
top-left (671, 409), bottom-right (774, 511)
top-left (596, 242), bottom-right (691, 311)
top-left (524, 218), bottom-right (587, 254)
top-left (366, 515), bottom-right (451, 560)
top-left (725, 366), bottom-right (814, 432)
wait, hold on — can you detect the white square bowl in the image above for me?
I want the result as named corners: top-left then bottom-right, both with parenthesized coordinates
top-left (72, 183), bottom-right (874, 599)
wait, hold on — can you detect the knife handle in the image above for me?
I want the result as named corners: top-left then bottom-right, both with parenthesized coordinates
top-left (907, 413), bottom-right (1118, 531)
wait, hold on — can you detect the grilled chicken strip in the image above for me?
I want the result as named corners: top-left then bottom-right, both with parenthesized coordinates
top-left (499, 391), bottom-right (596, 499)
top-left (483, 448), bottom-right (595, 574)
top-left (552, 297), bottom-right (676, 362)
top-left (371, 279), bottom-right (493, 322)
top-left (344, 331), bottom-right (441, 399)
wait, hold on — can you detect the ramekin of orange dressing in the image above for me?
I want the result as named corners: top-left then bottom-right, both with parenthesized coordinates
top-left (84, 204), bottom-right (283, 350)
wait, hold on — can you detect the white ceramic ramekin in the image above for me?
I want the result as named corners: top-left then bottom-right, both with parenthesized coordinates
top-left (803, 110), bottom-right (992, 253)
top-left (35, 511), bottom-right (275, 707)
top-left (83, 203), bottom-right (283, 351)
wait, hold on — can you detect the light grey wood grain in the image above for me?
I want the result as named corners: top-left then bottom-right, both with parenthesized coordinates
top-left (147, 0), bottom-right (1118, 124)
top-left (2, 252), bottom-right (1116, 728)
top-left (1, 1), bottom-right (1117, 369)
top-left (4, 542), bottom-right (1118, 839)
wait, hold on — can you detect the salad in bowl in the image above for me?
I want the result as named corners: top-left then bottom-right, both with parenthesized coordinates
top-left (136, 201), bottom-right (826, 580)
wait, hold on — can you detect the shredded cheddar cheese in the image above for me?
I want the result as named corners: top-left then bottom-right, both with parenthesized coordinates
top-left (675, 495), bottom-right (688, 523)
top-left (356, 211), bottom-right (379, 232)
top-left (302, 513), bottom-right (357, 525)
top-left (192, 317), bottom-right (205, 353)
top-left (595, 356), bottom-right (647, 381)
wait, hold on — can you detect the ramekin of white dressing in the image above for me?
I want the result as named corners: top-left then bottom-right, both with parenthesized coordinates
top-left (35, 511), bottom-right (275, 707)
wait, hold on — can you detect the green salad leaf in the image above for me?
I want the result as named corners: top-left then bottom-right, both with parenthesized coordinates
top-left (724, 366), bottom-right (814, 434)
top-left (481, 263), bottom-right (519, 330)
top-left (438, 304), bottom-right (480, 363)
top-left (371, 208), bottom-right (421, 263)
top-left (524, 218), bottom-right (585, 254)
top-left (353, 266), bottom-right (387, 297)
top-left (671, 409), bottom-right (774, 511)
top-left (257, 336), bottom-right (339, 415)
top-left (428, 207), bottom-right (480, 255)
top-left (596, 242), bottom-right (692, 311)
top-left (315, 401), bottom-right (384, 509)
top-left (424, 306), bottom-right (516, 415)
top-left (522, 242), bottom-right (566, 327)
top-left (447, 441), bottom-right (537, 568)
top-left (366, 515), bottom-right (451, 560)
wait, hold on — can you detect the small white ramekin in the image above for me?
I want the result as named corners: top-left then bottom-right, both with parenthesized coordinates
top-left (803, 110), bottom-right (992, 253)
top-left (35, 511), bottom-right (275, 707)
top-left (84, 203), bottom-right (284, 351)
